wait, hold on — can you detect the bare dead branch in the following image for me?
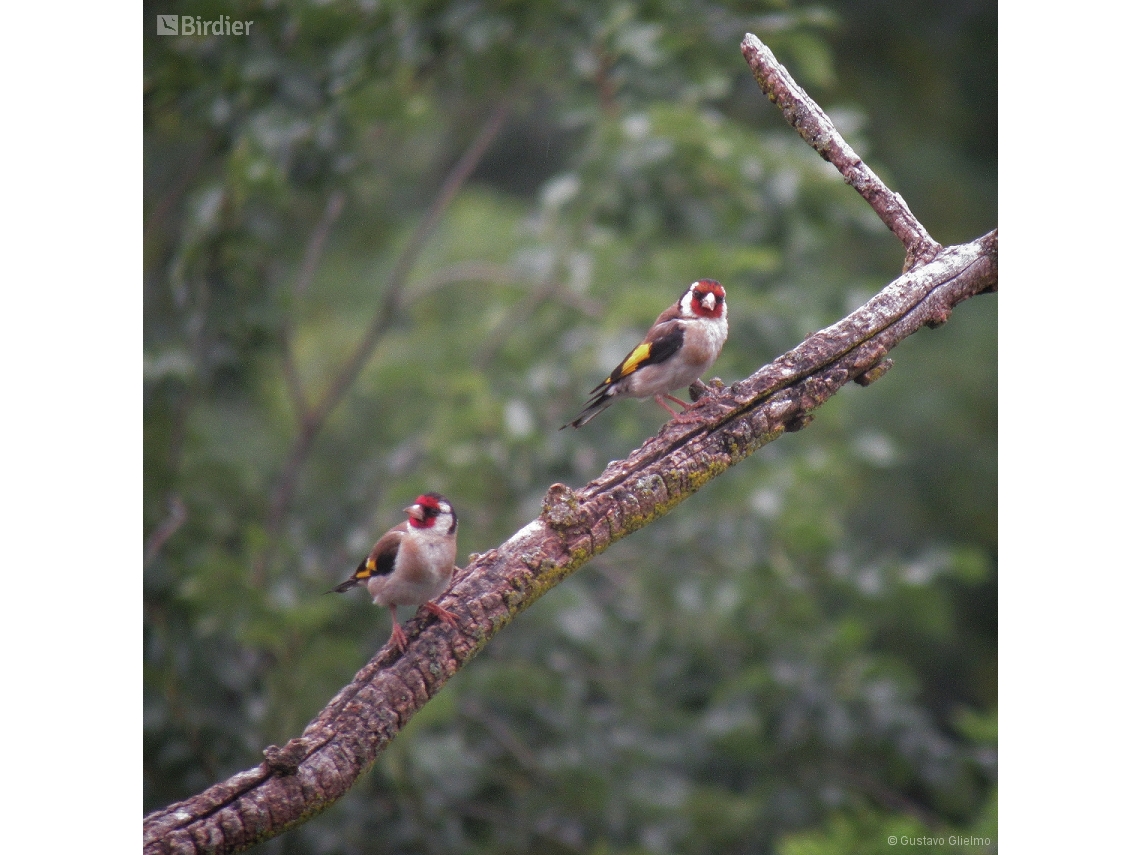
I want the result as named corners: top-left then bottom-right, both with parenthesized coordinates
top-left (740, 33), bottom-right (941, 268)
top-left (144, 36), bottom-right (996, 855)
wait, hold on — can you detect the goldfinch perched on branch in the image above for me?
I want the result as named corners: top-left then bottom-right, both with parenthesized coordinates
top-left (329, 493), bottom-right (459, 652)
top-left (562, 279), bottom-right (728, 429)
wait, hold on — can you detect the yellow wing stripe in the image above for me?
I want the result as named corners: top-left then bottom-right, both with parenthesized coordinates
top-left (354, 559), bottom-right (376, 580)
top-left (618, 343), bottom-right (652, 379)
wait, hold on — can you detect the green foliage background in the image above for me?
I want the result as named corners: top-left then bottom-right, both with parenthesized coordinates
top-left (143, 1), bottom-right (996, 852)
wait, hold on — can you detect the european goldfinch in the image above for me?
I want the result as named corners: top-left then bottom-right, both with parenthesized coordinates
top-left (562, 279), bottom-right (728, 429)
top-left (330, 493), bottom-right (459, 652)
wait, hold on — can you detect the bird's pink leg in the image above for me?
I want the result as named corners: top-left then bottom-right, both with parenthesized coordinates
top-left (663, 393), bottom-right (696, 410)
top-left (424, 600), bottom-right (459, 628)
top-left (387, 605), bottom-right (410, 652)
top-left (660, 393), bottom-right (711, 424)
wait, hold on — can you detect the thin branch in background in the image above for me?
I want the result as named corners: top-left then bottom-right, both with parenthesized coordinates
top-left (403, 260), bottom-right (603, 370)
top-left (403, 260), bottom-right (523, 301)
top-left (552, 288), bottom-right (604, 319)
top-left (741, 34), bottom-right (941, 268)
top-left (144, 145), bottom-right (221, 570)
top-left (460, 698), bottom-right (541, 772)
top-left (292, 191), bottom-right (347, 301)
top-left (144, 495), bottom-right (188, 568)
top-left (592, 46), bottom-right (618, 117)
top-left (473, 277), bottom-right (558, 370)
top-left (832, 763), bottom-right (946, 831)
top-left (472, 277), bottom-right (603, 370)
top-left (280, 190), bottom-right (347, 421)
top-left (144, 349), bottom-right (198, 568)
top-left (144, 135), bottom-right (217, 244)
top-left (265, 104), bottom-right (510, 538)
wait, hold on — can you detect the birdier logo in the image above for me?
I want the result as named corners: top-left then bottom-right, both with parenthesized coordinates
top-left (156, 15), bottom-right (254, 36)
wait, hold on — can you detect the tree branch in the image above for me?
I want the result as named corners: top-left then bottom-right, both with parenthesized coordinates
top-left (144, 36), bottom-right (996, 854)
top-left (740, 33), bottom-right (941, 268)
top-left (144, 494), bottom-right (188, 568)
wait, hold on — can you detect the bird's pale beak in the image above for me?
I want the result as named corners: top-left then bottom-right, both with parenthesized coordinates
top-left (404, 504), bottom-right (425, 521)
top-left (701, 292), bottom-right (717, 311)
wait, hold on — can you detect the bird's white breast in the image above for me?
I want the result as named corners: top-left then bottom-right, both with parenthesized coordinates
top-left (370, 528), bottom-right (456, 606)
top-left (627, 315), bottom-right (727, 398)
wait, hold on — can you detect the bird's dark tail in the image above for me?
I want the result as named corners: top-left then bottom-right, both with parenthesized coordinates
top-left (327, 578), bottom-right (359, 594)
top-left (560, 386), bottom-right (613, 430)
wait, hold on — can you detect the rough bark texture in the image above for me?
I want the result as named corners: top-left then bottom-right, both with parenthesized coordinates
top-left (143, 33), bottom-right (998, 855)
top-left (740, 33), bottom-right (941, 269)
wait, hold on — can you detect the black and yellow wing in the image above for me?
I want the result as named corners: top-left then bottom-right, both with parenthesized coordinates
top-left (592, 323), bottom-right (685, 393)
top-left (562, 322), bottom-right (685, 428)
top-left (328, 530), bottom-right (402, 593)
